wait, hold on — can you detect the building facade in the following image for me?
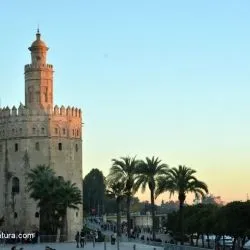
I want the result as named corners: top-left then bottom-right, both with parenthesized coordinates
top-left (0, 30), bottom-right (83, 240)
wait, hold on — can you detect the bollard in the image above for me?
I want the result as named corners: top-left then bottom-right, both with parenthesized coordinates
top-left (133, 244), bottom-right (136, 250)
top-left (104, 240), bottom-right (107, 250)
top-left (93, 236), bottom-right (95, 248)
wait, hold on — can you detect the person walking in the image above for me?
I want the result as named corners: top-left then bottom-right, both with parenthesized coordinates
top-left (75, 231), bottom-right (80, 248)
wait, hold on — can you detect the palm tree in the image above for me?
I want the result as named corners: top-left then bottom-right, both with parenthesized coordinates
top-left (107, 156), bottom-right (139, 237)
top-left (26, 165), bottom-right (58, 235)
top-left (134, 156), bottom-right (168, 240)
top-left (106, 181), bottom-right (126, 237)
top-left (55, 177), bottom-right (82, 241)
top-left (156, 165), bottom-right (208, 245)
top-left (26, 165), bottom-right (82, 241)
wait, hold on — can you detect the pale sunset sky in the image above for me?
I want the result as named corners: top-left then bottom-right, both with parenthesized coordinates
top-left (0, 1), bottom-right (249, 205)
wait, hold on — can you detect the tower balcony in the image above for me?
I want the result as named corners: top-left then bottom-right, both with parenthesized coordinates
top-left (24, 64), bottom-right (53, 71)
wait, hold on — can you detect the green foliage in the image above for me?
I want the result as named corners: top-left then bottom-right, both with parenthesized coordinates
top-left (156, 165), bottom-right (208, 245)
top-left (82, 169), bottom-right (105, 215)
top-left (26, 164), bottom-right (82, 238)
top-left (134, 156), bottom-right (168, 240)
top-left (107, 156), bottom-right (139, 237)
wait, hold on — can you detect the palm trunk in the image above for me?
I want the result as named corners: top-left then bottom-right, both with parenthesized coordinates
top-left (232, 236), bottom-right (236, 250)
top-left (178, 194), bottom-right (185, 245)
top-left (126, 195), bottom-right (131, 238)
top-left (59, 212), bottom-right (67, 242)
top-left (116, 198), bottom-right (121, 237)
top-left (190, 233), bottom-right (194, 246)
top-left (207, 233), bottom-right (211, 248)
top-left (202, 234), bottom-right (204, 248)
top-left (150, 188), bottom-right (156, 241)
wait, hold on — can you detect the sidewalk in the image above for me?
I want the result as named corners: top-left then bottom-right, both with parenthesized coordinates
top-left (0, 241), bottom-right (164, 250)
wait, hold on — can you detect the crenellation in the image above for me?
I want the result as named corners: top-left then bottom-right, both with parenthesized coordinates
top-left (12, 106), bottom-right (17, 116)
top-left (24, 63), bottom-right (53, 71)
top-left (60, 105), bottom-right (65, 115)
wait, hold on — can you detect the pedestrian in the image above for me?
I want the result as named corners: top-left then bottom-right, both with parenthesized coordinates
top-left (80, 229), bottom-right (85, 248)
top-left (75, 231), bottom-right (80, 248)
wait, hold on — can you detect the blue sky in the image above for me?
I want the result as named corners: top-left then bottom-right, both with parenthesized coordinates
top-left (0, 1), bottom-right (250, 204)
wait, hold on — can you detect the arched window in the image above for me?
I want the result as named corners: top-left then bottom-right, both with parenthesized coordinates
top-left (35, 142), bottom-right (40, 151)
top-left (58, 143), bottom-right (62, 151)
top-left (35, 212), bottom-right (39, 218)
top-left (41, 127), bottom-right (45, 134)
top-left (12, 177), bottom-right (20, 194)
top-left (75, 144), bottom-right (78, 152)
top-left (14, 212), bottom-right (18, 218)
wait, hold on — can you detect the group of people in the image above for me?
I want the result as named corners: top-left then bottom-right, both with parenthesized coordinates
top-left (75, 229), bottom-right (99, 248)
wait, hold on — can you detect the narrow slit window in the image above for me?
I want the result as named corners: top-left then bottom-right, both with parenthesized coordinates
top-left (15, 143), bottom-right (18, 152)
top-left (58, 143), bottom-right (62, 151)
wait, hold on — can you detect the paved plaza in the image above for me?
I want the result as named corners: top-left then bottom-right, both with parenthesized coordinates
top-left (0, 242), bottom-right (164, 250)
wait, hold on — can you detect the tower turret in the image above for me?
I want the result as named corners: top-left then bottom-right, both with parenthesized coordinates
top-left (29, 29), bottom-right (48, 65)
top-left (24, 29), bottom-right (54, 110)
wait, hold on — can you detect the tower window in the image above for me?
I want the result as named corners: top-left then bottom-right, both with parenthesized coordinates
top-left (33, 128), bottom-right (36, 134)
top-left (35, 212), bottom-right (39, 218)
top-left (15, 143), bottom-right (18, 152)
top-left (14, 212), bottom-right (18, 218)
top-left (35, 142), bottom-right (40, 151)
top-left (19, 128), bottom-right (22, 134)
top-left (76, 212), bottom-right (78, 217)
top-left (45, 87), bottom-right (48, 102)
top-left (76, 130), bottom-right (79, 136)
top-left (41, 127), bottom-right (45, 134)
top-left (72, 129), bottom-right (74, 136)
top-left (12, 177), bottom-right (20, 194)
top-left (63, 128), bottom-right (66, 135)
top-left (58, 143), bottom-right (62, 151)
top-left (75, 144), bottom-right (78, 152)
top-left (0, 144), bottom-right (2, 152)
top-left (55, 128), bottom-right (58, 134)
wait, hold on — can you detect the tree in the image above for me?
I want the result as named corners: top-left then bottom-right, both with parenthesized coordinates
top-left (26, 165), bottom-right (58, 236)
top-left (55, 177), bottom-right (82, 241)
top-left (135, 156), bottom-right (168, 240)
top-left (156, 165), bottom-right (208, 245)
top-left (106, 181), bottom-right (126, 237)
top-left (26, 165), bottom-right (82, 241)
top-left (107, 156), bottom-right (139, 238)
top-left (82, 169), bottom-right (105, 215)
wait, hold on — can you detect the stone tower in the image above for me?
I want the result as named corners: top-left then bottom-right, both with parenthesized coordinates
top-left (0, 30), bottom-right (83, 240)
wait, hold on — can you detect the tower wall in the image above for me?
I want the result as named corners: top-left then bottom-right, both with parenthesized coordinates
top-left (0, 104), bottom-right (83, 240)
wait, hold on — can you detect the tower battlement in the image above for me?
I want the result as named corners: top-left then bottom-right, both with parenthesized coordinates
top-left (25, 63), bottom-right (53, 71)
top-left (52, 105), bottom-right (81, 118)
top-left (0, 104), bottom-right (82, 119)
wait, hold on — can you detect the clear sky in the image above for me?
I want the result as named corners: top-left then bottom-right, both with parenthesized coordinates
top-left (0, 1), bottom-right (250, 205)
